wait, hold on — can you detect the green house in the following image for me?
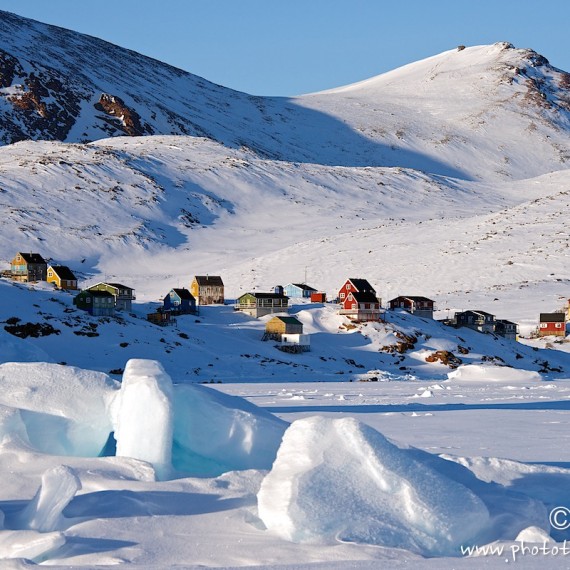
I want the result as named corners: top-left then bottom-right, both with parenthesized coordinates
top-left (88, 282), bottom-right (136, 311)
top-left (73, 290), bottom-right (115, 316)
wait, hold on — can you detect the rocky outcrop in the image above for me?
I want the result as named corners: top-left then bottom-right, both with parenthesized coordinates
top-left (0, 48), bottom-right (22, 88)
top-left (3, 63), bottom-right (83, 143)
top-left (95, 93), bottom-right (151, 137)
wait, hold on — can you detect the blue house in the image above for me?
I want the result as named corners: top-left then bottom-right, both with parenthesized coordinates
top-left (163, 288), bottom-right (196, 315)
top-left (284, 283), bottom-right (317, 299)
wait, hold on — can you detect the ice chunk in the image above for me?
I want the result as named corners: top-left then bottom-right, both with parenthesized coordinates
top-left (112, 360), bottom-right (174, 479)
top-left (14, 465), bottom-right (80, 532)
top-left (172, 384), bottom-right (287, 476)
top-left (0, 404), bottom-right (29, 447)
top-left (0, 530), bottom-right (65, 562)
top-left (0, 362), bottom-right (118, 456)
top-left (258, 416), bottom-right (489, 556)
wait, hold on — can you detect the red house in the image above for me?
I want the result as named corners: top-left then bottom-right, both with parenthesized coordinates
top-left (539, 313), bottom-right (566, 337)
top-left (338, 278), bottom-right (381, 322)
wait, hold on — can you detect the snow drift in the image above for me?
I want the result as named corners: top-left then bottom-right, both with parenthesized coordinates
top-left (257, 416), bottom-right (490, 556)
top-left (448, 365), bottom-right (543, 383)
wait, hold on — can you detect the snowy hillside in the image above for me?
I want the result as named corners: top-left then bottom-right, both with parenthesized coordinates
top-left (1, 277), bottom-right (567, 383)
top-left (0, 135), bottom-right (569, 335)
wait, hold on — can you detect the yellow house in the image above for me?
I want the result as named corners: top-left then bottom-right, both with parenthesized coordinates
top-left (47, 265), bottom-right (78, 290)
top-left (190, 275), bottom-right (224, 305)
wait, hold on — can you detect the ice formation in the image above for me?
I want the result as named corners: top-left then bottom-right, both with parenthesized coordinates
top-left (172, 383), bottom-right (287, 476)
top-left (112, 360), bottom-right (174, 479)
top-left (0, 530), bottom-right (65, 563)
top-left (257, 416), bottom-right (490, 556)
top-left (14, 465), bottom-right (80, 532)
top-left (0, 362), bottom-right (118, 456)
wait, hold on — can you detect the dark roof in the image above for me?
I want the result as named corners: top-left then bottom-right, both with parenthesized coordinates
top-left (171, 288), bottom-right (194, 300)
top-left (49, 265), bottom-right (77, 280)
top-left (457, 310), bottom-right (495, 318)
top-left (496, 319), bottom-right (517, 325)
top-left (194, 275), bottom-right (224, 286)
top-left (352, 291), bottom-right (379, 303)
top-left (18, 252), bottom-right (46, 264)
top-left (270, 316), bottom-right (302, 325)
top-left (239, 292), bottom-right (288, 300)
top-left (106, 282), bottom-right (134, 291)
top-left (391, 296), bottom-right (434, 303)
top-left (347, 278), bottom-right (376, 293)
top-left (540, 313), bottom-right (566, 323)
top-left (82, 290), bottom-right (114, 298)
top-left (289, 283), bottom-right (317, 292)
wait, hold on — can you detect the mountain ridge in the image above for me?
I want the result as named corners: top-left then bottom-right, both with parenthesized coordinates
top-left (0, 11), bottom-right (569, 179)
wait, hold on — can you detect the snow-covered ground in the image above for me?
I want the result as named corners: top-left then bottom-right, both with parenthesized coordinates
top-left (0, 360), bottom-right (569, 568)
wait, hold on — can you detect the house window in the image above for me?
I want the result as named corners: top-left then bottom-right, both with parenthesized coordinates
top-left (556, 323), bottom-right (563, 328)
top-left (86, 298), bottom-right (91, 303)
top-left (351, 303), bottom-right (357, 309)
top-left (365, 303), bottom-right (370, 309)
top-left (340, 293), bottom-right (345, 299)
top-left (346, 284), bottom-right (351, 291)
top-left (540, 323), bottom-right (547, 328)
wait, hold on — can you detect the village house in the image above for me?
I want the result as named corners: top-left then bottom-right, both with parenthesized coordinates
top-left (387, 296), bottom-right (435, 319)
top-left (163, 288), bottom-right (196, 315)
top-left (263, 316), bottom-right (310, 352)
top-left (338, 278), bottom-right (381, 322)
top-left (495, 319), bottom-right (519, 341)
top-left (190, 275), bottom-right (224, 305)
top-left (454, 310), bottom-right (496, 333)
top-left (47, 265), bottom-right (78, 290)
top-left (10, 252), bottom-right (47, 282)
top-left (73, 290), bottom-right (115, 317)
top-left (236, 292), bottom-right (289, 318)
top-left (88, 283), bottom-right (136, 311)
top-left (283, 283), bottom-right (317, 299)
top-left (264, 315), bottom-right (304, 339)
top-left (538, 313), bottom-right (566, 337)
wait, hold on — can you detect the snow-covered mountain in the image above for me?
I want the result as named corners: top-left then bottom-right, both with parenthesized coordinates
top-left (1, 11), bottom-right (570, 179)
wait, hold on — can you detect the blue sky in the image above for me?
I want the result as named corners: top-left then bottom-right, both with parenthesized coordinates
top-left (1, 0), bottom-right (569, 96)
